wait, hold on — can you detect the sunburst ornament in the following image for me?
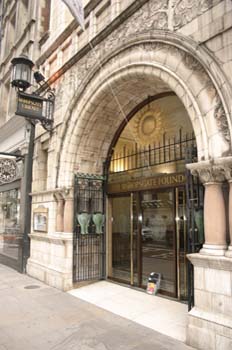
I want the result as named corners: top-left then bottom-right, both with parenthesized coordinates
top-left (133, 106), bottom-right (164, 145)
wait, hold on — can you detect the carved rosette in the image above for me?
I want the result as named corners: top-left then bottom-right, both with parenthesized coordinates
top-left (132, 105), bottom-right (165, 145)
top-left (0, 158), bottom-right (18, 184)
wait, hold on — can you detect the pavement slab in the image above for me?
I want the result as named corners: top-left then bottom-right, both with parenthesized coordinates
top-left (0, 264), bottom-right (195, 350)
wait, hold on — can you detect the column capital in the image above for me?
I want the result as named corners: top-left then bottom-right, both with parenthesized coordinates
top-left (214, 157), bottom-right (232, 182)
top-left (187, 161), bottom-right (225, 184)
top-left (53, 187), bottom-right (74, 201)
top-left (53, 191), bottom-right (64, 202)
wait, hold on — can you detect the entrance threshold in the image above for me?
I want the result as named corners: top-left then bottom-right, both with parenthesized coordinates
top-left (68, 280), bottom-right (188, 342)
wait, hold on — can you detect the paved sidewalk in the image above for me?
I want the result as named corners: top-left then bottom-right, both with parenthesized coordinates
top-left (69, 281), bottom-right (188, 342)
top-left (0, 264), bottom-right (195, 350)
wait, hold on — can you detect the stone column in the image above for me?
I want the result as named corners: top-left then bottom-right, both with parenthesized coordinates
top-left (188, 162), bottom-right (227, 256)
top-left (221, 159), bottom-right (232, 258)
top-left (53, 192), bottom-right (64, 232)
top-left (63, 192), bottom-right (74, 233)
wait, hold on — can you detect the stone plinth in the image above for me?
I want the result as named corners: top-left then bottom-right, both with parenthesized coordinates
top-left (27, 232), bottom-right (73, 291)
top-left (187, 253), bottom-right (232, 350)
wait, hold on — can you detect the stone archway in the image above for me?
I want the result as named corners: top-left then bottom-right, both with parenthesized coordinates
top-left (56, 33), bottom-right (232, 189)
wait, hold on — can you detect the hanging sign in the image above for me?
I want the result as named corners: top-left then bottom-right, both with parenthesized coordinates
top-left (0, 158), bottom-right (18, 184)
top-left (16, 92), bottom-right (44, 120)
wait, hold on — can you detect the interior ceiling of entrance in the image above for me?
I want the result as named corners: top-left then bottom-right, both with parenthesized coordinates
top-left (83, 76), bottom-right (174, 147)
top-left (114, 95), bottom-right (193, 153)
top-left (76, 74), bottom-right (194, 173)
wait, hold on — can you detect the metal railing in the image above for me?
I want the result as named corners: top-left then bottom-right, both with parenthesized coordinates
top-left (109, 130), bottom-right (196, 173)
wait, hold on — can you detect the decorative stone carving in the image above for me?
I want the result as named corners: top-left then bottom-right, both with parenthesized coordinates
top-left (182, 52), bottom-right (206, 74)
top-left (215, 158), bottom-right (232, 182)
top-left (149, 0), bottom-right (168, 12)
top-left (152, 12), bottom-right (168, 29)
top-left (0, 158), bottom-right (18, 184)
top-left (214, 100), bottom-right (231, 145)
top-left (173, 0), bottom-right (222, 29)
top-left (188, 162), bottom-right (225, 183)
top-left (132, 105), bottom-right (165, 145)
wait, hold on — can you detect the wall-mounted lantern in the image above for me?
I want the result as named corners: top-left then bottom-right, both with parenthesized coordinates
top-left (11, 55), bottom-right (34, 91)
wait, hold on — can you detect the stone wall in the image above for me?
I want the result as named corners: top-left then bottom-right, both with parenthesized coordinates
top-left (28, 6), bottom-right (232, 350)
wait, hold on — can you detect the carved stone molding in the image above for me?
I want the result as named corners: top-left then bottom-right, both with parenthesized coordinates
top-left (187, 161), bottom-right (225, 184)
top-left (222, 165), bottom-right (232, 182)
top-left (53, 191), bottom-right (65, 202)
top-left (214, 100), bottom-right (231, 146)
top-left (214, 157), bottom-right (232, 182)
top-left (53, 188), bottom-right (73, 202)
top-left (173, 0), bottom-right (222, 29)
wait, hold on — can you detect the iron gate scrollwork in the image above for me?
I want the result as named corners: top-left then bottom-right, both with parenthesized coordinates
top-left (73, 173), bottom-right (105, 282)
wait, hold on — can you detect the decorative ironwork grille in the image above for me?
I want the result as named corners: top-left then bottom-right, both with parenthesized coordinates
top-left (109, 130), bottom-right (196, 173)
top-left (73, 174), bottom-right (105, 282)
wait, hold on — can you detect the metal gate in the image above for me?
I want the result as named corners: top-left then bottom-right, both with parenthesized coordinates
top-left (186, 147), bottom-right (204, 310)
top-left (73, 173), bottom-right (105, 282)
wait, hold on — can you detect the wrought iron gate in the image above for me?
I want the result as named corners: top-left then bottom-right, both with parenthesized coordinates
top-left (73, 174), bottom-right (105, 282)
top-left (186, 147), bottom-right (204, 310)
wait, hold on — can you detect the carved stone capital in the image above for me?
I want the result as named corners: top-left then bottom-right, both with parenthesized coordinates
top-left (214, 157), bottom-right (232, 182)
top-left (53, 192), bottom-right (65, 202)
top-left (53, 187), bottom-right (73, 201)
top-left (187, 161), bottom-right (225, 184)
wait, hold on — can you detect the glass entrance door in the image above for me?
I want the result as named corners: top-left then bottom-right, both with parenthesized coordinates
top-left (176, 187), bottom-right (188, 300)
top-left (108, 187), bottom-right (188, 299)
top-left (140, 189), bottom-right (176, 297)
top-left (109, 195), bottom-right (133, 284)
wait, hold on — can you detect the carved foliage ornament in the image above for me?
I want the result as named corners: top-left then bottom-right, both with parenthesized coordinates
top-left (173, 0), bottom-right (222, 29)
top-left (214, 101), bottom-right (231, 145)
top-left (0, 158), bottom-right (18, 184)
top-left (191, 165), bottom-right (225, 183)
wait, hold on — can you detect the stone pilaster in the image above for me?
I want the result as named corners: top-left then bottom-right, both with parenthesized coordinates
top-left (53, 192), bottom-right (65, 232)
top-left (27, 188), bottom-right (74, 291)
top-left (63, 189), bottom-right (74, 233)
top-left (217, 158), bottom-right (232, 258)
top-left (187, 161), bottom-right (227, 256)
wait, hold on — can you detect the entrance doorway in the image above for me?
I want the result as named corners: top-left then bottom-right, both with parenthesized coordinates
top-left (108, 186), bottom-right (187, 299)
top-left (105, 94), bottom-right (204, 301)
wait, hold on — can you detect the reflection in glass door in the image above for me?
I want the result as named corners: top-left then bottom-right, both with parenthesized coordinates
top-left (109, 195), bottom-right (137, 284)
top-left (108, 187), bottom-right (188, 299)
top-left (141, 189), bottom-right (176, 297)
top-left (176, 187), bottom-right (188, 300)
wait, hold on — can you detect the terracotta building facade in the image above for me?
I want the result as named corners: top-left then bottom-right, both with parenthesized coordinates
top-left (0, 1), bottom-right (232, 349)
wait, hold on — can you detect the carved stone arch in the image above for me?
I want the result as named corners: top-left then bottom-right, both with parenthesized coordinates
top-left (55, 32), bottom-right (232, 188)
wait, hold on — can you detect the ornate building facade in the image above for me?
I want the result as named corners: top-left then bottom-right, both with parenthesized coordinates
top-left (0, 0), bottom-right (41, 272)
top-left (1, 1), bottom-right (232, 349)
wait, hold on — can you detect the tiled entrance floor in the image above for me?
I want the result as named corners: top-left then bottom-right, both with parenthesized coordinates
top-left (68, 281), bottom-right (188, 342)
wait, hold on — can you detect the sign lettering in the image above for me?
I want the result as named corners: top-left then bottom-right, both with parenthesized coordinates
top-left (16, 92), bottom-right (43, 119)
top-left (107, 173), bottom-right (186, 193)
